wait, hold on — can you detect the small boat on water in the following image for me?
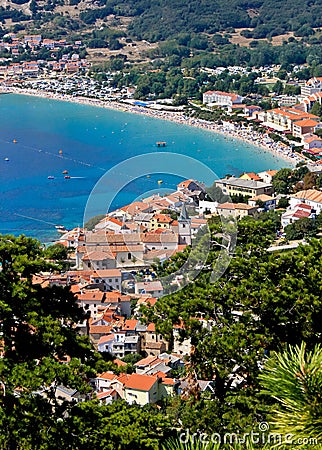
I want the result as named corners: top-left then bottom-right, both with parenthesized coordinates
top-left (55, 225), bottom-right (68, 233)
top-left (62, 170), bottom-right (68, 174)
top-left (13, 139), bottom-right (17, 144)
top-left (64, 175), bottom-right (71, 179)
top-left (4, 157), bottom-right (9, 161)
top-left (157, 179), bottom-right (163, 185)
top-left (59, 149), bottom-right (63, 155)
top-left (48, 176), bottom-right (54, 180)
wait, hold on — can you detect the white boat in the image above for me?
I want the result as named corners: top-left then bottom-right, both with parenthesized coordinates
top-left (55, 225), bottom-right (68, 233)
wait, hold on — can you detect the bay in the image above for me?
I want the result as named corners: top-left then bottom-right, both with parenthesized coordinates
top-left (0, 93), bottom-right (289, 242)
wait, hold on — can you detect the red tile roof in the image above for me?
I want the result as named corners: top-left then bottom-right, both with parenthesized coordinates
top-left (96, 389), bottom-right (116, 399)
top-left (293, 119), bottom-right (320, 128)
top-left (241, 172), bottom-right (262, 181)
top-left (147, 323), bottom-right (156, 332)
top-left (92, 269), bottom-right (121, 278)
top-left (113, 358), bottom-right (127, 367)
top-left (90, 325), bottom-right (113, 335)
top-left (135, 356), bottom-right (160, 366)
top-left (177, 179), bottom-right (194, 189)
top-left (97, 335), bottom-right (114, 345)
top-left (303, 136), bottom-right (322, 143)
top-left (121, 373), bottom-right (158, 391)
top-left (152, 214), bottom-right (173, 223)
top-left (123, 319), bottom-right (138, 331)
top-left (98, 371), bottom-right (117, 380)
top-left (77, 291), bottom-right (105, 302)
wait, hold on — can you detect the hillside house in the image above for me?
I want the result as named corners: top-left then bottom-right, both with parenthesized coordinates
top-left (216, 202), bottom-right (258, 218)
top-left (301, 77), bottom-right (322, 96)
top-left (203, 90), bottom-right (243, 108)
top-left (215, 177), bottom-right (274, 197)
top-left (289, 189), bottom-right (322, 214)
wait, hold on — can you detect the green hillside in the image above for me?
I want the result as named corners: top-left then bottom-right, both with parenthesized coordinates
top-left (106, 0), bottom-right (322, 41)
top-left (3, 0), bottom-right (322, 42)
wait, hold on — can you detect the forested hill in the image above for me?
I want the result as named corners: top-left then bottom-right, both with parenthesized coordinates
top-left (106, 0), bottom-right (322, 41)
top-left (6, 0), bottom-right (322, 42)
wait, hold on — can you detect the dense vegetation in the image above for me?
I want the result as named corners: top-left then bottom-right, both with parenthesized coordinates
top-left (78, 0), bottom-right (322, 42)
top-left (2, 203), bottom-right (322, 448)
top-left (6, 0), bottom-right (322, 72)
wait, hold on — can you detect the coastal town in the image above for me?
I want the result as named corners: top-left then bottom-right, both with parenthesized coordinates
top-left (2, 32), bottom-right (322, 409)
top-left (2, 33), bottom-right (322, 169)
top-left (1, 0), bottom-right (322, 444)
top-left (24, 162), bottom-right (322, 406)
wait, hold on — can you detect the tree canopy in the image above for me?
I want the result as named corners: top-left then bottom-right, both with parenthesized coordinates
top-left (0, 234), bottom-right (173, 449)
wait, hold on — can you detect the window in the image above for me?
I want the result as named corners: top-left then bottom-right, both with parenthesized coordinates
top-left (128, 253), bottom-right (131, 260)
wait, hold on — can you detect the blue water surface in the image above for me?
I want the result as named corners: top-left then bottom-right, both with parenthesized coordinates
top-left (0, 94), bottom-right (290, 242)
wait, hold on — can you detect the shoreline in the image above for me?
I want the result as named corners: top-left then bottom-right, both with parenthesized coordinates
top-left (3, 86), bottom-right (302, 166)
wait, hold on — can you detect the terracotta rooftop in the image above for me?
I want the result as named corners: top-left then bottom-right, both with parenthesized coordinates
top-left (90, 325), bottom-right (113, 335)
top-left (121, 373), bottom-right (158, 391)
top-left (135, 355), bottom-right (160, 367)
top-left (291, 189), bottom-right (322, 204)
top-left (146, 323), bottom-right (156, 332)
top-left (97, 371), bottom-right (117, 380)
top-left (91, 269), bottom-right (122, 278)
top-left (152, 214), bottom-right (173, 223)
top-left (293, 119), bottom-right (320, 128)
top-left (96, 389), bottom-right (116, 399)
top-left (76, 291), bottom-right (105, 302)
top-left (177, 179), bottom-right (194, 188)
top-left (97, 334), bottom-right (114, 345)
top-left (113, 358), bottom-right (127, 367)
top-left (303, 135), bottom-right (322, 143)
top-left (82, 251), bottom-right (114, 261)
top-left (217, 202), bottom-right (256, 210)
top-left (123, 319), bottom-right (138, 331)
top-left (241, 172), bottom-right (262, 181)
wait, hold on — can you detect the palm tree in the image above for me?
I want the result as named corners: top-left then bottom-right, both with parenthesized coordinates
top-left (259, 342), bottom-right (322, 446)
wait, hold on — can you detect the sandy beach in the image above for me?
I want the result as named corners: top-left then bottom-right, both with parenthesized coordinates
top-left (3, 86), bottom-right (303, 165)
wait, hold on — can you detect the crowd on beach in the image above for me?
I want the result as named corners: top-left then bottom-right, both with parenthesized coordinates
top-left (3, 86), bottom-right (304, 165)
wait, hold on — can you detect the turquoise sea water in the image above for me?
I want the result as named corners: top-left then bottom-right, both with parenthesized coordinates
top-left (0, 94), bottom-right (290, 242)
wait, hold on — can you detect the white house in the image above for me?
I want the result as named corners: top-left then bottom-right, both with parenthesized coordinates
top-left (90, 269), bottom-right (122, 291)
top-left (281, 204), bottom-right (314, 228)
top-left (289, 189), bottom-right (322, 214)
top-left (135, 281), bottom-right (164, 298)
top-left (203, 90), bottom-right (243, 108)
top-left (301, 77), bottom-right (322, 96)
top-left (303, 134), bottom-right (322, 150)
